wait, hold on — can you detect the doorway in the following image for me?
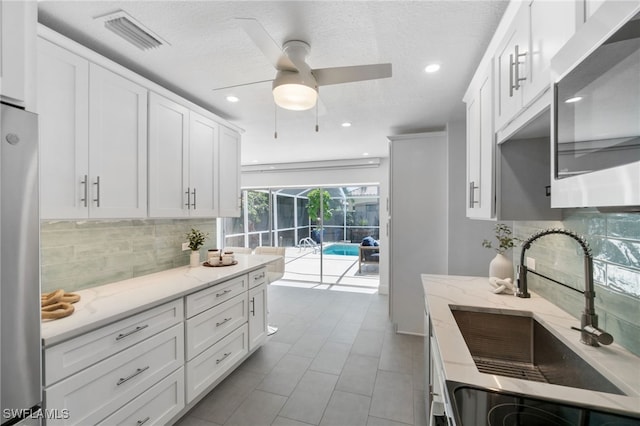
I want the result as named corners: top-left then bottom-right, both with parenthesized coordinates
top-left (223, 185), bottom-right (380, 291)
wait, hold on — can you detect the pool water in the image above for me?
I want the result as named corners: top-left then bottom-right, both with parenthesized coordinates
top-left (322, 244), bottom-right (360, 256)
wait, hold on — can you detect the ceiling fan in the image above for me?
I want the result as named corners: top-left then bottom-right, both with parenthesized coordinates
top-left (213, 18), bottom-right (392, 111)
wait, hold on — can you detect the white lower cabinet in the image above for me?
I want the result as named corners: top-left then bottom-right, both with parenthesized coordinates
top-left (42, 269), bottom-right (268, 425)
top-left (248, 282), bottom-right (268, 350)
top-left (44, 324), bottom-right (184, 425)
top-left (44, 300), bottom-right (183, 385)
top-left (96, 367), bottom-right (185, 426)
top-left (186, 323), bottom-right (249, 403)
top-left (186, 292), bottom-right (248, 361)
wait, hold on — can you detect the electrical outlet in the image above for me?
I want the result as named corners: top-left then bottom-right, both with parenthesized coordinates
top-left (526, 256), bottom-right (536, 271)
top-left (181, 242), bottom-right (190, 251)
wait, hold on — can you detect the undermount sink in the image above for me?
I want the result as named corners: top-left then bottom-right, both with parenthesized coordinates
top-left (450, 306), bottom-right (624, 395)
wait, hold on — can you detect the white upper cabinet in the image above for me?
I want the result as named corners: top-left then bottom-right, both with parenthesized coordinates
top-left (495, 0), bottom-right (578, 133)
top-left (38, 38), bottom-right (90, 219)
top-left (188, 112), bottom-right (219, 217)
top-left (148, 94), bottom-right (221, 218)
top-left (527, 0), bottom-right (578, 105)
top-left (88, 64), bottom-right (148, 218)
top-left (1, 0), bottom-right (36, 108)
top-left (495, 3), bottom-right (529, 132)
top-left (38, 38), bottom-right (148, 219)
top-left (465, 62), bottom-right (495, 220)
top-left (148, 93), bottom-right (190, 218)
top-left (217, 126), bottom-right (242, 217)
top-left (38, 26), bottom-right (241, 220)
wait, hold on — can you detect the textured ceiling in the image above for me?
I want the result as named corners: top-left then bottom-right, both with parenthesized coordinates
top-left (38, 0), bottom-right (508, 165)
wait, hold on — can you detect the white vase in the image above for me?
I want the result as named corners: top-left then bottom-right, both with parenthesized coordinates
top-left (190, 250), bottom-right (200, 267)
top-left (489, 253), bottom-right (513, 279)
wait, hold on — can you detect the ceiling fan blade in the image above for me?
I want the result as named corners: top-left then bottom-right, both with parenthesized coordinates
top-left (235, 18), bottom-right (298, 72)
top-left (313, 63), bottom-right (392, 86)
top-left (212, 79), bottom-right (273, 91)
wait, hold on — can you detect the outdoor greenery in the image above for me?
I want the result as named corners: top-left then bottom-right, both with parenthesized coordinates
top-left (306, 189), bottom-right (333, 223)
top-left (247, 191), bottom-right (269, 226)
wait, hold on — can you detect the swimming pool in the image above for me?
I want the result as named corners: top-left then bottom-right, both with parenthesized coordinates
top-left (322, 243), bottom-right (360, 256)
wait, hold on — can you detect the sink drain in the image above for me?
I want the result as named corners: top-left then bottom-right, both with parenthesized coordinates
top-left (473, 356), bottom-right (548, 383)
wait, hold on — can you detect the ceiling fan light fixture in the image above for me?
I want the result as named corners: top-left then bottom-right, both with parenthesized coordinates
top-left (272, 83), bottom-right (317, 111)
top-left (272, 71), bottom-right (318, 111)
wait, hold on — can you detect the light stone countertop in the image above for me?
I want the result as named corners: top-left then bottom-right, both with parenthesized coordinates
top-left (422, 274), bottom-right (640, 416)
top-left (41, 254), bottom-right (278, 347)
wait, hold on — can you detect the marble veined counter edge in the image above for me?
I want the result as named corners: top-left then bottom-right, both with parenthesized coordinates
top-left (41, 254), bottom-right (278, 347)
top-left (421, 273), bottom-right (640, 415)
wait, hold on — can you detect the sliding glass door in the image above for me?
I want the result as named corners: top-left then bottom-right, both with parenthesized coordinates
top-left (223, 185), bottom-right (380, 287)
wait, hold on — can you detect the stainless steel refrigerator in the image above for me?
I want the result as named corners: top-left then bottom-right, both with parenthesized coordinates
top-left (1, 103), bottom-right (41, 425)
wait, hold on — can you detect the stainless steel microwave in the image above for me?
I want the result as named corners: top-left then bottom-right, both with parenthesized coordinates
top-left (551, 1), bottom-right (640, 209)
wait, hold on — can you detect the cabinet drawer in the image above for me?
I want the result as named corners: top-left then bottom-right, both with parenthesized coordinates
top-left (44, 324), bottom-right (184, 426)
top-left (186, 323), bottom-right (248, 403)
top-left (248, 267), bottom-right (267, 289)
top-left (44, 299), bottom-right (183, 386)
top-left (186, 292), bottom-right (248, 360)
top-left (185, 275), bottom-right (247, 318)
top-left (96, 367), bottom-right (185, 426)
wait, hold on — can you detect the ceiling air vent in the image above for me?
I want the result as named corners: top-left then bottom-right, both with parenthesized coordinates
top-left (96, 10), bottom-right (168, 51)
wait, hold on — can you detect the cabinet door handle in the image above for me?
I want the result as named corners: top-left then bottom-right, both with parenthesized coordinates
top-left (216, 317), bottom-right (232, 327)
top-left (510, 44), bottom-right (527, 96)
top-left (469, 181), bottom-right (479, 208)
top-left (115, 324), bottom-right (149, 341)
top-left (116, 366), bottom-right (149, 386)
top-left (93, 176), bottom-right (101, 207)
top-left (185, 187), bottom-right (191, 209)
top-left (215, 289), bottom-right (232, 298)
top-left (192, 187), bottom-right (197, 209)
top-left (216, 352), bottom-right (232, 365)
top-left (250, 297), bottom-right (255, 315)
top-left (80, 175), bottom-right (88, 207)
top-left (136, 417), bottom-right (150, 426)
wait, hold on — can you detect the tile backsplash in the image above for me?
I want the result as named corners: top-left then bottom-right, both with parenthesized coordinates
top-left (41, 219), bottom-right (217, 293)
top-left (514, 210), bottom-right (640, 356)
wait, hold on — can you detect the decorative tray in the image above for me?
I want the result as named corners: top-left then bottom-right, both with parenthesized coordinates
top-left (203, 260), bottom-right (238, 267)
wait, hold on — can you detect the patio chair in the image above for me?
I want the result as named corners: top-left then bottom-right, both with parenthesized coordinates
top-left (359, 236), bottom-right (380, 273)
top-left (254, 246), bottom-right (285, 335)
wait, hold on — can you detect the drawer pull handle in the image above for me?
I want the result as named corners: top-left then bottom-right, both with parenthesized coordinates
top-left (215, 289), bottom-right (232, 298)
top-left (115, 324), bottom-right (149, 341)
top-left (254, 272), bottom-right (265, 280)
top-left (116, 366), bottom-right (149, 386)
top-left (137, 417), bottom-right (150, 426)
top-left (216, 352), bottom-right (232, 365)
top-left (216, 317), bottom-right (232, 327)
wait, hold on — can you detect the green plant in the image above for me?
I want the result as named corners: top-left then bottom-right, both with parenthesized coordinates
top-left (186, 228), bottom-right (208, 251)
top-left (306, 189), bottom-right (333, 224)
top-left (482, 223), bottom-right (520, 255)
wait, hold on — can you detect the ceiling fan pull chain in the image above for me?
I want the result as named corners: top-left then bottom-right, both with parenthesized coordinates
top-left (274, 104), bottom-right (278, 139)
top-left (315, 101), bottom-right (319, 133)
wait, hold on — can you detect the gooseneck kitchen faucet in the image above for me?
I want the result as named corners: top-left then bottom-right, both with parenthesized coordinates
top-left (516, 228), bottom-right (613, 347)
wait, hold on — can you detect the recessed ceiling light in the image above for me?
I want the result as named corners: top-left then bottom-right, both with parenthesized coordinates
top-left (341, 122), bottom-right (352, 128)
top-left (424, 63), bottom-right (441, 73)
top-left (363, 152), bottom-right (369, 156)
top-left (564, 96), bottom-right (582, 103)
top-left (226, 95), bottom-right (239, 103)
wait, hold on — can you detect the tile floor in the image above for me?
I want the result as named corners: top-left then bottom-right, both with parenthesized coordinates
top-left (176, 283), bottom-right (427, 426)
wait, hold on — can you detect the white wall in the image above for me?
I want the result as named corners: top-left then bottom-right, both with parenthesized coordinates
top-left (241, 159), bottom-right (390, 294)
top-left (389, 132), bottom-right (449, 335)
